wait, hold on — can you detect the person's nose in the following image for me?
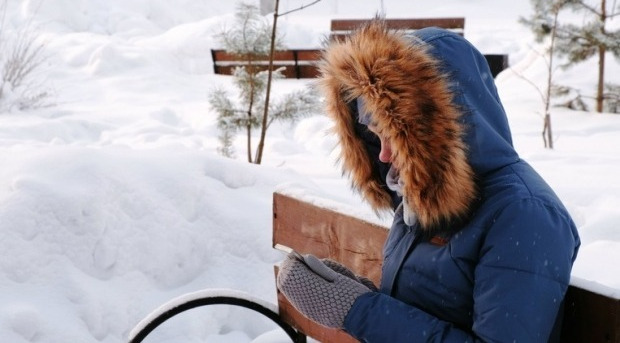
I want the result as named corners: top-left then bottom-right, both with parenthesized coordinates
top-left (378, 138), bottom-right (392, 163)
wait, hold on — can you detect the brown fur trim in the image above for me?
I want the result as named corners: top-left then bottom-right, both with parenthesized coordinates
top-left (318, 20), bottom-right (477, 230)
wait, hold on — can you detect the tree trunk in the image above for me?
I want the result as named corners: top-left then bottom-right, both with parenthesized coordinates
top-left (543, 113), bottom-right (553, 149)
top-left (597, 46), bottom-right (605, 113)
top-left (246, 54), bottom-right (257, 163)
top-left (246, 123), bottom-right (252, 163)
top-left (596, 0), bottom-right (607, 113)
top-left (542, 7), bottom-right (559, 149)
top-left (255, 0), bottom-right (280, 165)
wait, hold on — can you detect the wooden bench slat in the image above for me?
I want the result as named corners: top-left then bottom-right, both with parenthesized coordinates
top-left (295, 50), bottom-right (321, 61)
top-left (562, 286), bottom-right (620, 342)
top-left (273, 192), bottom-right (387, 286)
top-left (296, 65), bottom-right (320, 79)
top-left (212, 49), bottom-right (297, 62)
top-left (330, 17), bottom-right (465, 31)
top-left (211, 49), bottom-right (321, 63)
top-left (330, 17), bottom-right (466, 40)
top-left (273, 192), bottom-right (388, 342)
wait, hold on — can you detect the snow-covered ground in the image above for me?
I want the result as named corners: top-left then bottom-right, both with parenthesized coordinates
top-left (1, 1), bottom-right (619, 342)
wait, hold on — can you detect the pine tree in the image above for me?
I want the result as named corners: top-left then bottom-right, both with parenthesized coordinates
top-left (208, 3), bottom-right (318, 163)
top-left (554, 0), bottom-right (619, 112)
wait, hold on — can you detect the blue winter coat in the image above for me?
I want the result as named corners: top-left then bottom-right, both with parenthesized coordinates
top-left (319, 22), bottom-right (580, 342)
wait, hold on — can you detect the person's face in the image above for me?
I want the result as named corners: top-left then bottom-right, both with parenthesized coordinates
top-left (378, 135), bottom-right (393, 164)
top-left (357, 98), bottom-right (398, 169)
top-left (368, 125), bottom-right (397, 169)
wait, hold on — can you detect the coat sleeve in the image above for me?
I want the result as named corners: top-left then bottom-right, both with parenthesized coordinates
top-left (343, 198), bottom-right (579, 342)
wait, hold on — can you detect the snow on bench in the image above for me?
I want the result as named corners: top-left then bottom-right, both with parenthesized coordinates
top-left (210, 49), bottom-right (321, 79)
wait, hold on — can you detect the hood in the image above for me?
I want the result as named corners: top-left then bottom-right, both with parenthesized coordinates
top-left (318, 20), bottom-right (519, 231)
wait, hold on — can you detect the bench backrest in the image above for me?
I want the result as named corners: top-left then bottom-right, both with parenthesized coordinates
top-left (329, 17), bottom-right (507, 78)
top-left (330, 17), bottom-right (465, 41)
top-left (273, 192), bottom-right (386, 342)
top-left (272, 191), bottom-right (620, 342)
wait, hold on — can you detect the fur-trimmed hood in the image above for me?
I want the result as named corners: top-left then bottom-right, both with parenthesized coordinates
top-left (319, 20), bottom-right (519, 231)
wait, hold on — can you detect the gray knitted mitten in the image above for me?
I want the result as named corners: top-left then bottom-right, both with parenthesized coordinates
top-left (276, 252), bottom-right (372, 329)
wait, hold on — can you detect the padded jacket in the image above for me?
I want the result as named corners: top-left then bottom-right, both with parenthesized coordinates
top-left (318, 21), bottom-right (580, 342)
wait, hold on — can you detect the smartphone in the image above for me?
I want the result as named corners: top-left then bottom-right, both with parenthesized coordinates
top-left (274, 243), bottom-right (305, 261)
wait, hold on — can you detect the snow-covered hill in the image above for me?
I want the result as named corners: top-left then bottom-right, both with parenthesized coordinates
top-left (1, 1), bottom-right (619, 342)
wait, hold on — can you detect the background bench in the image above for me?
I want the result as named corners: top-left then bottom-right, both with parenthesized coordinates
top-left (211, 17), bottom-right (508, 79)
top-left (330, 17), bottom-right (508, 78)
top-left (272, 191), bottom-right (620, 343)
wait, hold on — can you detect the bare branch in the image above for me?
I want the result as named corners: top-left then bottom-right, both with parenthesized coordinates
top-left (278, 0), bottom-right (322, 17)
top-left (509, 66), bottom-right (548, 106)
top-left (571, 0), bottom-right (602, 16)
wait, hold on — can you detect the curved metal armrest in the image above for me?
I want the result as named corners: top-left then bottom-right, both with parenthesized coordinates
top-left (128, 288), bottom-right (305, 343)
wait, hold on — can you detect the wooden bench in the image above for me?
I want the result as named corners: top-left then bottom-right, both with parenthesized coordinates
top-left (272, 191), bottom-right (620, 343)
top-left (330, 17), bottom-right (465, 41)
top-left (210, 49), bottom-right (321, 79)
top-left (211, 18), bottom-right (508, 79)
top-left (330, 17), bottom-right (508, 78)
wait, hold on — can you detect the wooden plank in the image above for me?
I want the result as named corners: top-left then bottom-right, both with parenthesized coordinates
top-left (295, 49), bottom-right (321, 61)
top-left (272, 192), bottom-right (388, 342)
top-left (330, 17), bottom-right (465, 40)
top-left (211, 49), bottom-right (319, 63)
top-left (296, 65), bottom-right (320, 79)
top-left (330, 17), bottom-right (465, 31)
top-left (561, 286), bottom-right (620, 342)
top-left (211, 49), bottom-right (296, 62)
top-left (272, 192), bottom-right (387, 286)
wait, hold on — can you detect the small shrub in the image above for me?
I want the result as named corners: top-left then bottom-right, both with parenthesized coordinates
top-left (208, 3), bottom-right (319, 163)
top-left (0, 2), bottom-right (51, 112)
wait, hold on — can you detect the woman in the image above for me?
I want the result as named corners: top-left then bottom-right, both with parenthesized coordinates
top-left (277, 20), bottom-right (580, 342)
